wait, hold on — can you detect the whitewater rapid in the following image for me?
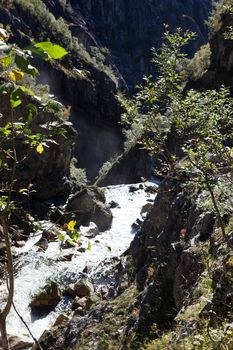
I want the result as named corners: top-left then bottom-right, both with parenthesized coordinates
top-left (0, 182), bottom-right (157, 340)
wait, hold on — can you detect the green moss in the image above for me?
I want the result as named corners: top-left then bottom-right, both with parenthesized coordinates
top-left (75, 284), bottom-right (137, 350)
top-left (140, 320), bottom-right (233, 350)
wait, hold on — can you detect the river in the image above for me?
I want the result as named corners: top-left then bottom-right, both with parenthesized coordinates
top-left (0, 182), bottom-right (157, 342)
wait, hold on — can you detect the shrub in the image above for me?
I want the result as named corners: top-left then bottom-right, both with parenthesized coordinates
top-left (182, 44), bottom-right (211, 81)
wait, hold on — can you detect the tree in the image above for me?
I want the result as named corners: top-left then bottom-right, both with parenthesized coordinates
top-left (0, 27), bottom-right (68, 349)
top-left (119, 27), bottom-right (195, 172)
top-left (121, 27), bottom-right (233, 240)
top-left (173, 87), bottom-right (233, 238)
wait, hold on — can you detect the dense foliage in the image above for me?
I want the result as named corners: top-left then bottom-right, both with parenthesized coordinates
top-left (122, 27), bottom-right (233, 238)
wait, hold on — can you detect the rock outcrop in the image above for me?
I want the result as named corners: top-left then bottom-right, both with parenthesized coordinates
top-left (66, 187), bottom-right (112, 231)
top-left (96, 145), bottom-right (152, 186)
top-left (188, 3), bottom-right (233, 91)
top-left (29, 281), bottom-right (62, 315)
top-left (0, 0), bottom-right (214, 180)
top-left (71, 0), bottom-right (213, 88)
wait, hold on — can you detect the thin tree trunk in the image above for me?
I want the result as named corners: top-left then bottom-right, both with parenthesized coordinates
top-left (0, 213), bottom-right (14, 350)
top-left (0, 317), bottom-right (8, 350)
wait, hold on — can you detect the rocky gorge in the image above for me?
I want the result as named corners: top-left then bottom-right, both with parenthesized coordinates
top-left (1, 1), bottom-right (233, 350)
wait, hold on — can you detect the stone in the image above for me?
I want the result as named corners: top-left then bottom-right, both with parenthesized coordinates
top-left (97, 146), bottom-right (152, 187)
top-left (129, 185), bottom-right (138, 193)
top-left (57, 252), bottom-right (74, 262)
top-left (29, 281), bottom-right (62, 314)
top-left (86, 294), bottom-right (99, 310)
top-left (64, 279), bottom-right (94, 298)
top-left (83, 263), bottom-right (93, 274)
top-left (144, 185), bottom-right (158, 194)
top-left (140, 203), bottom-right (152, 216)
top-left (72, 296), bottom-right (87, 310)
top-left (80, 222), bottom-right (99, 238)
top-left (41, 226), bottom-right (61, 242)
top-left (53, 313), bottom-right (69, 327)
top-left (91, 201), bottom-right (112, 232)
top-left (34, 237), bottom-right (49, 251)
top-left (173, 249), bottom-right (204, 309)
top-left (131, 218), bottom-right (143, 232)
top-left (15, 240), bottom-right (26, 248)
top-left (0, 91), bottom-right (75, 201)
top-left (2, 334), bottom-right (33, 350)
top-left (109, 200), bottom-right (120, 209)
top-left (99, 285), bottom-right (109, 299)
top-left (74, 279), bottom-right (94, 298)
top-left (73, 307), bottom-right (86, 317)
top-left (64, 283), bottom-right (76, 297)
top-left (77, 246), bottom-right (86, 253)
top-left (66, 188), bottom-right (112, 232)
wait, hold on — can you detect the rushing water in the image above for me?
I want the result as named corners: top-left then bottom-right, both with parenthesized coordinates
top-left (0, 182), bottom-right (157, 341)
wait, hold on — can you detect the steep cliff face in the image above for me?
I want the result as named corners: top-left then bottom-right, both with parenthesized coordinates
top-left (70, 0), bottom-right (213, 87)
top-left (0, 1), bottom-right (125, 180)
top-left (189, 4), bottom-right (233, 91)
top-left (0, 85), bottom-right (76, 200)
top-left (36, 177), bottom-right (233, 350)
top-left (0, 0), bottom-right (213, 181)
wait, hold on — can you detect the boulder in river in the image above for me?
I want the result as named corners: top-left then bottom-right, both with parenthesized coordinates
top-left (140, 203), bottom-right (153, 217)
top-left (129, 185), bottom-right (139, 193)
top-left (80, 222), bottom-right (99, 238)
top-left (109, 200), bottom-right (120, 209)
top-left (29, 281), bottom-right (62, 314)
top-left (144, 185), bottom-right (158, 194)
top-left (72, 296), bottom-right (87, 310)
top-left (64, 279), bottom-right (94, 298)
top-left (74, 279), bottom-right (94, 297)
top-left (66, 187), bottom-right (112, 232)
top-left (72, 294), bottom-right (99, 312)
top-left (33, 237), bottom-right (49, 251)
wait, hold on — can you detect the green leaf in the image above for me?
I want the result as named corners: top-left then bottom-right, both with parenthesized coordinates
top-left (58, 233), bottom-right (66, 242)
top-left (27, 103), bottom-right (38, 121)
top-left (34, 42), bottom-right (68, 60)
top-left (15, 55), bottom-right (39, 77)
top-left (1, 54), bottom-right (12, 68)
top-left (87, 241), bottom-right (91, 252)
top-left (66, 238), bottom-right (76, 247)
top-left (70, 231), bottom-right (80, 241)
top-left (0, 123), bottom-right (11, 136)
top-left (25, 46), bottom-right (49, 60)
top-left (10, 86), bottom-right (34, 109)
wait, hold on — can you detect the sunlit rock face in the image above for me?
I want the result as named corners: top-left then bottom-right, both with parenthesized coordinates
top-left (71, 0), bottom-right (213, 87)
top-left (0, 0), bottom-right (213, 180)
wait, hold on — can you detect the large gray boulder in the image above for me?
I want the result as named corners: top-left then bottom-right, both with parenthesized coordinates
top-left (66, 187), bottom-right (112, 232)
top-left (29, 281), bottom-right (62, 314)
